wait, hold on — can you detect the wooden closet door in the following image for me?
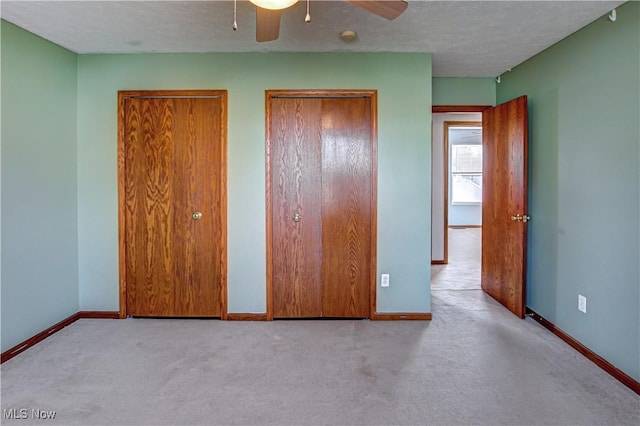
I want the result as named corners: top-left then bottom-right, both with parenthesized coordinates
top-left (320, 98), bottom-right (372, 317)
top-left (123, 95), bottom-right (225, 317)
top-left (172, 98), bottom-right (224, 316)
top-left (268, 92), bottom-right (375, 319)
top-left (124, 98), bottom-right (174, 316)
top-left (271, 98), bottom-right (323, 317)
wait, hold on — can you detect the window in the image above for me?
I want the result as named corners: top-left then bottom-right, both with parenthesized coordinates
top-left (451, 144), bottom-right (482, 204)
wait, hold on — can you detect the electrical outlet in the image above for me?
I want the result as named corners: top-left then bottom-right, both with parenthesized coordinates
top-left (578, 294), bottom-right (587, 313)
top-left (381, 274), bottom-right (390, 287)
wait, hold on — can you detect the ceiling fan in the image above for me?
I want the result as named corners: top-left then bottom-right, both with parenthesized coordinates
top-left (248, 0), bottom-right (409, 42)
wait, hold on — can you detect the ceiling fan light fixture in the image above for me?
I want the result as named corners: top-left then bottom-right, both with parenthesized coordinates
top-left (249, 0), bottom-right (298, 10)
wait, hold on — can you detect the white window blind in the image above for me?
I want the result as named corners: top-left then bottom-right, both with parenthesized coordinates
top-left (451, 144), bottom-right (482, 204)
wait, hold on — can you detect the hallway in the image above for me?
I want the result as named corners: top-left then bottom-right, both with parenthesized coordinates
top-left (431, 227), bottom-right (481, 290)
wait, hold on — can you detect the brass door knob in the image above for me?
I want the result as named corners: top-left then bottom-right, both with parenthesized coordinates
top-left (192, 211), bottom-right (203, 220)
top-left (293, 213), bottom-right (301, 222)
top-left (511, 214), bottom-right (531, 223)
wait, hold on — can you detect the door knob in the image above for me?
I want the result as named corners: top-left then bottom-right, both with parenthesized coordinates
top-left (192, 211), bottom-right (203, 220)
top-left (293, 213), bottom-right (301, 222)
top-left (511, 214), bottom-right (531, 222)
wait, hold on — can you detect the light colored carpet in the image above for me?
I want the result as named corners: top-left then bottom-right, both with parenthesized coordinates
top-left (432, 227), bottom-right (481, 291)
top-left (1, 290), bottom-right (638, 425)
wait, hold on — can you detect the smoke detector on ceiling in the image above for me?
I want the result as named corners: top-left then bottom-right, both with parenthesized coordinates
top-left (340, 30), bottom-right (358, 43)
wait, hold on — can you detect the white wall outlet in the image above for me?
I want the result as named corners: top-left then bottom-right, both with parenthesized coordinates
top-left (578, 294), bottom-right (587, 313)
top-left (381, 274), bottom-right (390, 287)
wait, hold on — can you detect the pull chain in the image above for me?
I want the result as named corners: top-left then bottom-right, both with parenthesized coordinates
top-left (233, 0), bottom-right (238, 30)
top-left (305, 0), bottom-right (311, 23)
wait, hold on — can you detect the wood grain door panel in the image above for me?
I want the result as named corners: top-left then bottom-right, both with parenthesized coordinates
top-left (271, 98), bottom-right (323, 318)
top-left (172, 98), bottom-right (223, 317)
top-left (121, 92), bottom-right (226, 317)
top-left (268, 92), bottom-right (375, 319)
top-left (481, 95), bottom-right (528, 318)
top-left (124, 98), bottom-right (176, 316)
top-left (321, 98), bottom-right (371, 317)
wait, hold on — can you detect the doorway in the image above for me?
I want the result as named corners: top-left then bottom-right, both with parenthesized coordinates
top-left (431, 111), bottom-right (485, 265)
top-left (118, 90), bottom-right (228, 318)
top-left (433, 119), bottom-right (483, 290)
top-left (430, 99), bottom-right (529, 318)
top-left (265, 90), bottom-right (377, 320)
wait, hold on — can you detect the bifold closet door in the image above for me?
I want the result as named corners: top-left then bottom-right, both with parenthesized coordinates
top-left (123, 95), bottom-right (225, 317)
top-left (271, 98), bottom-right (324, 318)
top-left (270, 96), bottom-right (372, 318)
top-left (320, 98), bottom-right (372, 318)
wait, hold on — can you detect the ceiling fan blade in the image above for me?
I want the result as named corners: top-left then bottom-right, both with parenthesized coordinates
top-left (345, 0), bottom-right (408, 21)
top-left (256, 7), bottom-right (282, 42)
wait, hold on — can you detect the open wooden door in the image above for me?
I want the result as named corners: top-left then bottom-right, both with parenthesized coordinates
top-left (481, 95), bottom-right (529, 318)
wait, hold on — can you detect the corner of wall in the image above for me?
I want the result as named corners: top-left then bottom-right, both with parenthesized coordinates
top-left (1, 21), bottom-right (80, 351)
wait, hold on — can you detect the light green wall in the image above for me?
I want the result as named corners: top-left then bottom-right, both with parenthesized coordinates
top-left (432, 77), bottom-right (495, 106)
top-left (1, 20), bottom-right (3, 340)
top-left (498, 1), bottom-right (640, 381)
top-left (1, 21), bottom-right (79, 351)
top-left (77, 52), bottom-right (432, 314)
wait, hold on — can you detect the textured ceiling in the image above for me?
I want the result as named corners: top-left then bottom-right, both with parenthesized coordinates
top-left (0, 1), bottom-right (625, 77)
